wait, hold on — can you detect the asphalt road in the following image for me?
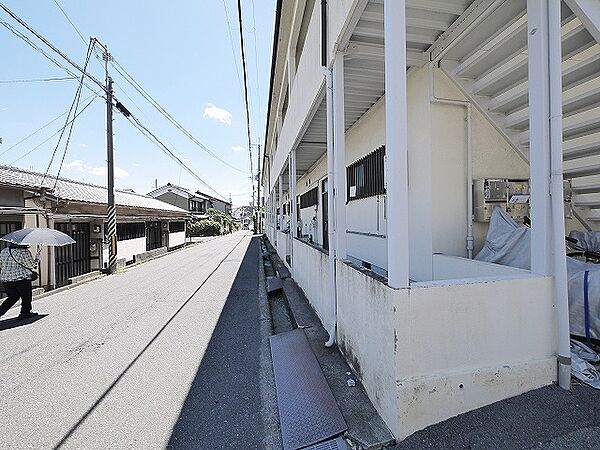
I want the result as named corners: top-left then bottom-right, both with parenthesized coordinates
top-left (0, 232), bottom-right (279, 449)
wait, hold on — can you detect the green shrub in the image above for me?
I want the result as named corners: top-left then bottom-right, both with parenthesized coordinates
top-left (188, 219), bottom-right (221, 237)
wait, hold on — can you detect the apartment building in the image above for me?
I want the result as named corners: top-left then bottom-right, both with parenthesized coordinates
top-left (262, 0), bottom-right (600, 440)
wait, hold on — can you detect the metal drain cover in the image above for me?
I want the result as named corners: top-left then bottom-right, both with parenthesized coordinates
top-left (270, 329), bottom-right (347, 450)
top-left (267, 276), bottom-right (283, 293)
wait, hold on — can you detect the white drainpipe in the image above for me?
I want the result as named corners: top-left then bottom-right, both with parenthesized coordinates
top-left (549, 0), bottom-right (571, 390)
top-left (323, 66), bottom-right (337, 348)
top-left (429, 65), bottom-right (474, 258)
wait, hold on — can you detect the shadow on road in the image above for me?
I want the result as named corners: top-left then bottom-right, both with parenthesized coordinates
top-left (0, 314), bottom-right (47, 331)
top-left (167, 236), bottom-right (272, 449)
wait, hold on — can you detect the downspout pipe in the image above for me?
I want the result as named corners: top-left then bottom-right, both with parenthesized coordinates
top-left (549, 0), bottom-right (571, 390)
top-left (324, 66), bottom-right (337, 348)
top-left (429, 65), bottom-right (474, 258)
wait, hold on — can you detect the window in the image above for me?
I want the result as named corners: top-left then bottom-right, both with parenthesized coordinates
top-left (300, 187), bottom-right (318, 209)
top-left (117, 222), bottom-right (145, 241)
top-left (347, 145), bottom-right (386, 201)
top-left (169, 221), bottom-right (185, 233)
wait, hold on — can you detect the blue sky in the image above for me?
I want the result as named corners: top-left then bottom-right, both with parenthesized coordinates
top-left (0, 0), bottom-right (275, 206)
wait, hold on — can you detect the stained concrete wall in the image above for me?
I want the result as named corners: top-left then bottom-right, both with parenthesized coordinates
top-left (292, 238), bottom-right (333, 330)
top-left (335, 259), bottom-right (557, 440)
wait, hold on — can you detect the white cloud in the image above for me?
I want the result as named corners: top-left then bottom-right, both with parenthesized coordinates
top-left (78, 143), bottom-right (88, 149)
top-left (64, 159), bottom-right (129, 178)
top-left (132, 163), bottom-right (141, 167)
top-left (203, 103), bottom-right (232, 125)
top-left (231, 145), bottom-right (244, 153)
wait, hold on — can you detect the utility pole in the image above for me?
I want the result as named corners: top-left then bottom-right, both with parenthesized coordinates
top-left (94, 37), bottom-right (117, 274)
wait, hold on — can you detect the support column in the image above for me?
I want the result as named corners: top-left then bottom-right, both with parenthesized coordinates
top-left (528, 0), bottom-right (552, 276)
top-left (287, 154), bottom-right (296, 269)
top-left (528, 0), bottom-right (571, 390)
top-left (384, 0), bottom-right (410, 288)
top-left (278, 173), bottom-right (283, 231)
top-left (333, 52), bottom-right (347, 260)
top-left (290, 149), bottom-right (298, 240)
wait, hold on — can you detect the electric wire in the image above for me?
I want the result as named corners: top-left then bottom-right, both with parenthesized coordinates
top-left (41, 41), bottom-right (93, 186)
top-left (0, 110), bottom-right (69, 158)
top-left (53, 43), bottom-right (94, 185)
top-left (0, 76), bottom-right (76, 84)
top-left (1, 2), bottom-right (230, 200)
top-left (236, 0), bottom-right (255, 206)
top-left (51, 0), bottom-right (86, 45)
top-left (250, 0), bottom-right (261, 124)
top-left (109, 58), bottom-right (249, 174)
top-left (123, 111), bottom-right (227, 200)
top-left (10, 96), bottom-right (96, 165)
top-left (0, 3), bottom-right (105, 92)
top-left (0, 16), bottom-right (103, 97)
top-left (222, 0), bottom-right (246, 105)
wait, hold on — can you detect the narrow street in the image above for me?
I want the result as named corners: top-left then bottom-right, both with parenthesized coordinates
top-left (0, 232), bottom-right (279, 449)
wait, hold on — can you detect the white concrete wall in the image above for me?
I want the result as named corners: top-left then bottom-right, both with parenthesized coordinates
top-left (396, 276), bottom-right (556, 438)
top-left (276, 230), bottom-right (290, 265)
top-left (292, 238), bottom-right (333, 328)
top-left (336, 260), bottom-right (400, 434)
top-left (335, 260), bottom-right (557, 440)
top-left (168, 231), bottom-right (185, 249)
top-left (102, 237), bottom-right (146, 263)
top-left (431, 254), bottom-right (533, 282)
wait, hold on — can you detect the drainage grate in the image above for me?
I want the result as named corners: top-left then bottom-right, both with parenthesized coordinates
top-left (303, 437), bottom-right (349, 450)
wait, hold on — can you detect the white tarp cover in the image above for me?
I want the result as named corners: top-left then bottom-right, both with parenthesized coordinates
top-left (569, 230), bottom-right (600, 253)
top-left (476, 207), bottom-right (600, 339)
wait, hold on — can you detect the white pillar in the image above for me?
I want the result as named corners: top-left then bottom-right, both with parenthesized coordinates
top-left (528, 0), bottom-right (552, 276)
top-left (549, 0), bottom-right (571, 390)
top-left (333, 52), bottom-right (347, 261)
top-left (279, 173), bottom-right (283, 231)
top-left (290, 149), bottom-right (298, 240)
top-left (384, 0), bottom-right (410, 288)
top-left (528, 0), bottom-right (571, 390)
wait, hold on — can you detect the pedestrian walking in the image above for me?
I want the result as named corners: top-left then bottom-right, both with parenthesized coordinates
top-left (0, 243), bottom-right (40, 320)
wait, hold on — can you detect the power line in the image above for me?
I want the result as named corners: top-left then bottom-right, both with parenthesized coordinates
top-left (0, 76), bottom-right (76, 84)
top-left (250, 0), bottom-right (262, 123)
top-left (0, 2), bottom-right (227, 200)
top-left (222, 0), bottom-right (246, 105)
top-left (52, 42), bottom-right (94, 185)
top-left (41, 42), bottom-right (93, 186)
top-left (109, 57), bottom-right (249, 174)
top-left (0, 109), bottom-right (68, 158)
top-left (10, 96), bottom-right (96, 165)
top-left (0, 17), bottom-right (103, 97)
top-left (236, 0), bottom-right (255, 208)
top-left (122, 110), bottom-right (227, 201)
top-left (51, 0), bottom-right (86, 45)
top-left (0, 3), bottom-right (105, 92)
